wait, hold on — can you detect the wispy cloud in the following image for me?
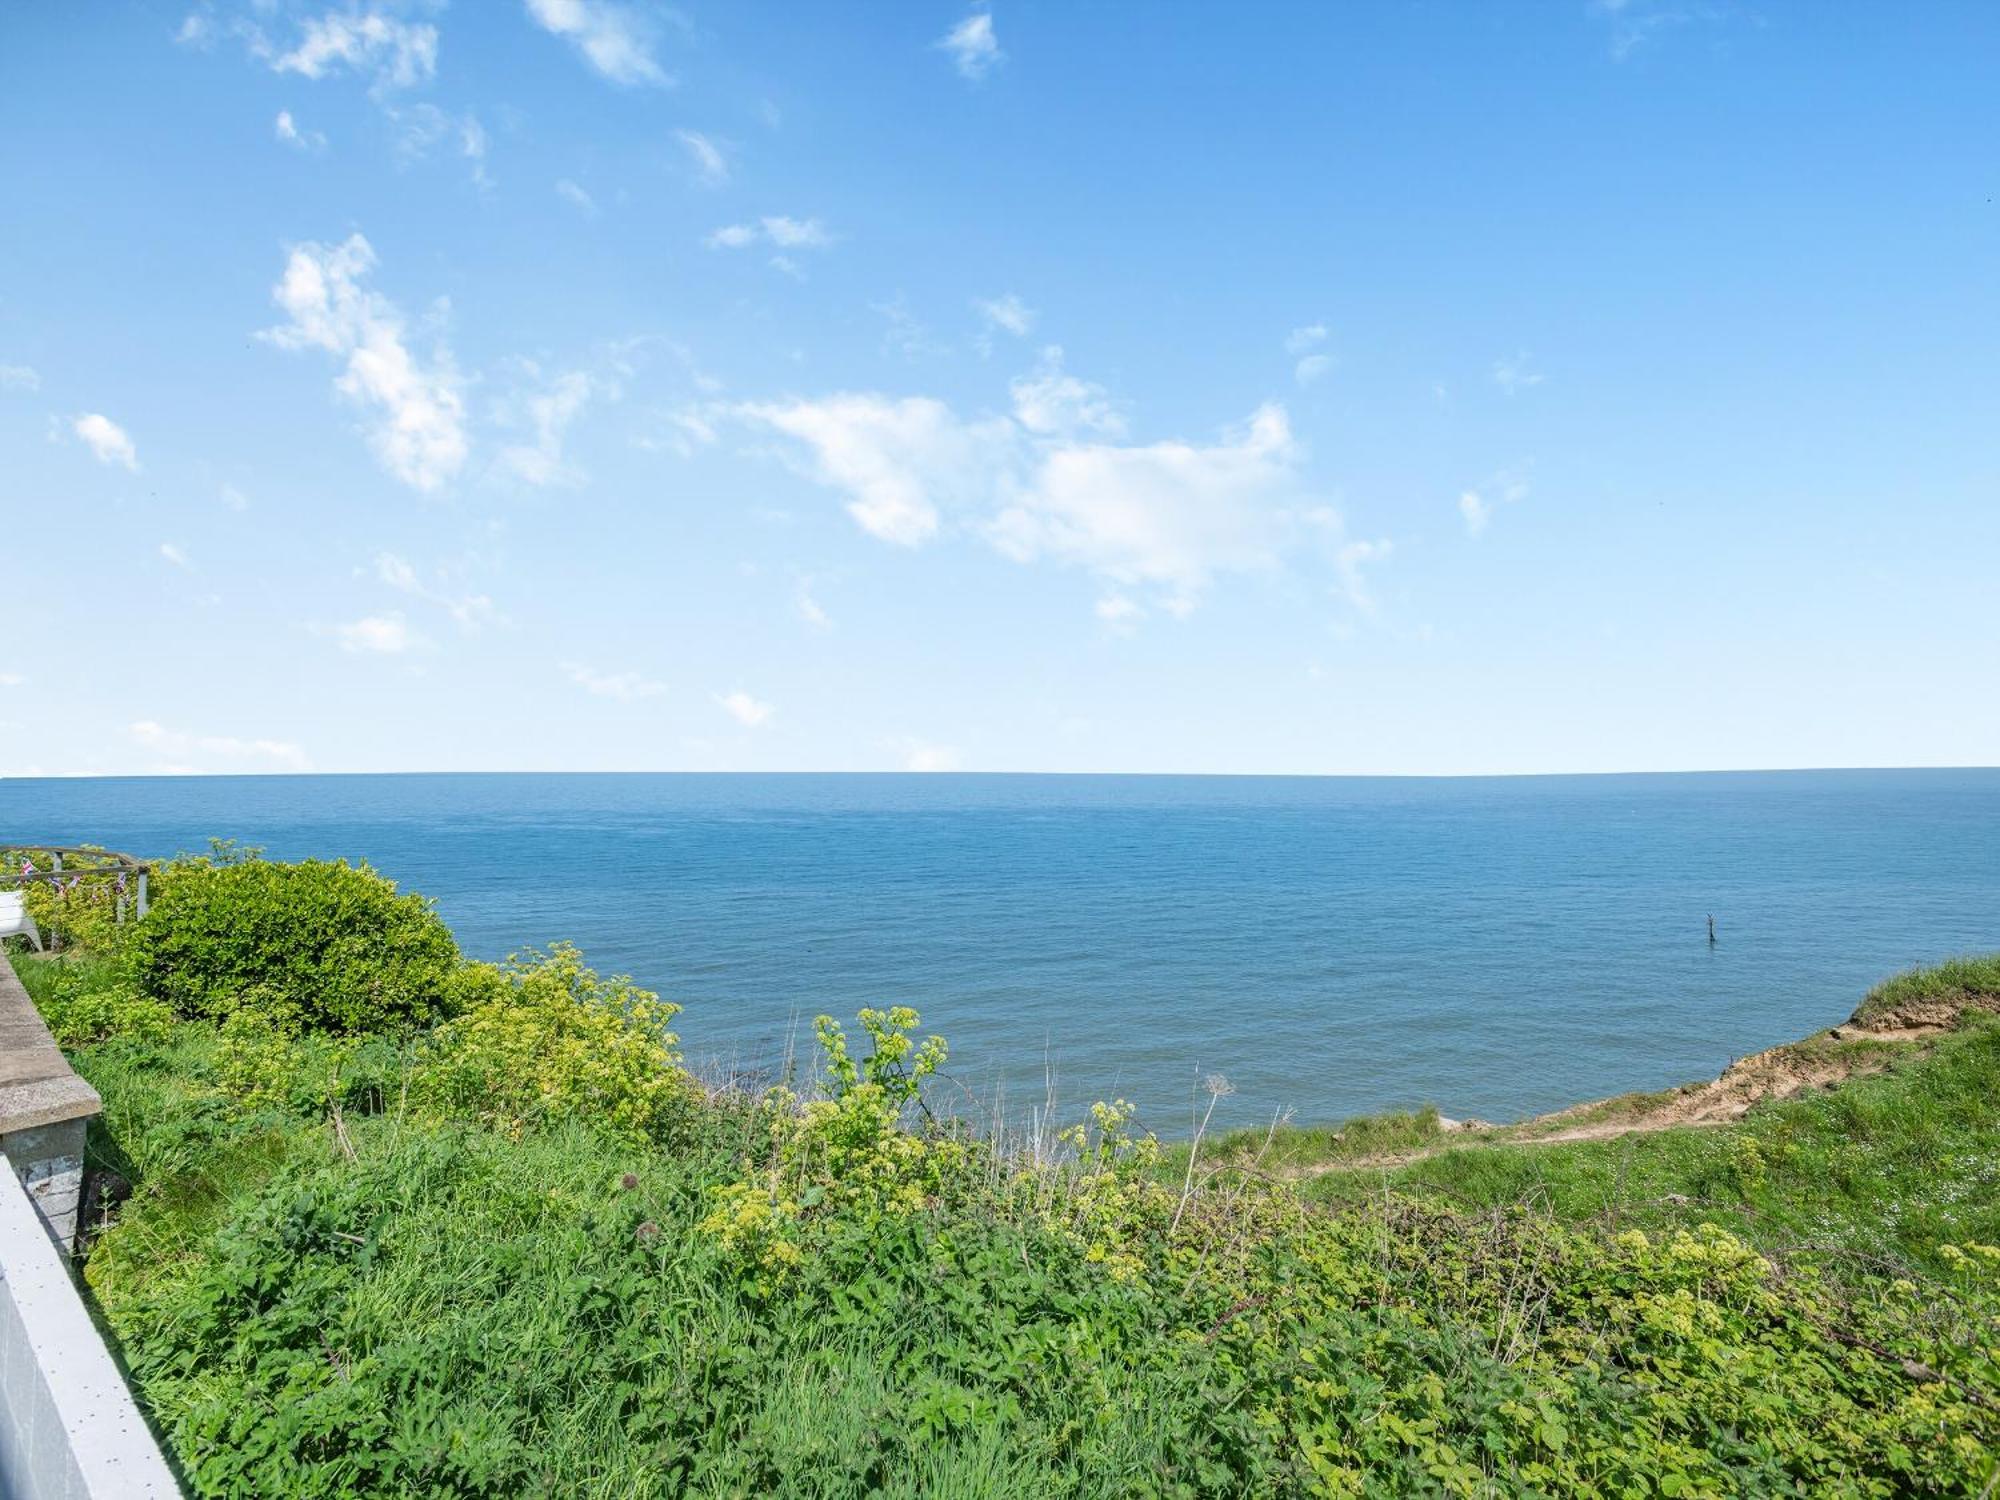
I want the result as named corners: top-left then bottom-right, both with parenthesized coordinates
top-left (267, 10), bottom-right (437, 90)
top-left (675, 128), bottom-right (728, 185)
top-left (262, 234), bottom-right (468, 493)
top-left (974, 293), bottom-right (1035, 338)
top-left (159, 542), bottom-right (191, 568)
top-left (274, 109), bottom-right (328, 152)
top-left (937, 7), bottom-right (1003, 80)
top-left (705, 216), bottom-right (832, 251)
top-left (717, 689), bottom-right (774, 727)
top-left (555, 179), bottom-right (599, 216)
top-left (71, 412), bottom-right (139, 470)
top-left (524, 0), bottom-right (668, 86)
top-left (335, 611), bottom-right (418, 654)
top-left (795, 580), bottom-right (832, 629)
top-left (564, 661), bottom-right (667, 701)
top-left (374, 552), bottom-right (500, 630)
top-left (973, 293), bottom-right (1035, 354)
top-left (890, 737), bottom-right (960, 772)
top-left (1008, 345), bottom-right (1124, 436)
top-left (1458, 475), bottom-right (1528, 537)
top-left (1589, 0), bottom-right (1728, 60)
top-left (1286, 324), bottom-right (1331, 385)
top-left (387, 104), bottom-right (489, 187)
top-left (130, 719), bottom-right (310, 772)
top-left (494, 363), bottom-right (605, 487)
top-left (1492, 352), bottom-right (1544, 396)
top-left (0, 364), bottom-right (38, 392)
top-left (1334, 538), bottom-right (1393, 616)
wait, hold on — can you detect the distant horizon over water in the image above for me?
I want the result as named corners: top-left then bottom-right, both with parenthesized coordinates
top-left (5, 769), bottom-right (1997, 1135)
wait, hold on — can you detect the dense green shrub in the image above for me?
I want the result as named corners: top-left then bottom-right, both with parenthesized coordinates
top-left (414, 943), bottom-right (695, 1144)
top-left (126, 854), bottom-right (459, 1034)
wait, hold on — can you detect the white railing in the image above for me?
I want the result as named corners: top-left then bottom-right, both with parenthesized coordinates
top-left (0, 1156), bottom-right (180, 1497)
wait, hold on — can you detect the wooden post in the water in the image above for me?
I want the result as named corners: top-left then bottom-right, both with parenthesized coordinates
top-left (1708, 914), bottom-right (1717, 946)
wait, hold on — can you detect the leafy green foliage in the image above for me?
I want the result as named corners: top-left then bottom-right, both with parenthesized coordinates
top-left (414, 943), bottom-right (694, 1145)
top-left (703, 1006), bottom-right (977, 1291)
top-left (12, 953), bottom-right (175, 1047)
top-left (3, 845), bottom-right (147, 956)
top-left (18, 907), bottom-right (2000, 1497)
top-left (125, 851), bottom-right (459, 1034)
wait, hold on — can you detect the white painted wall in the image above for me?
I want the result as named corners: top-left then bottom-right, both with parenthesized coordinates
top-left (0, 1166), bottom-right (179, 1498)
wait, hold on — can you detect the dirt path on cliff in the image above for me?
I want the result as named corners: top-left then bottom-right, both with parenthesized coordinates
top-left (1284, 1000), bottom-right (1994, 1177)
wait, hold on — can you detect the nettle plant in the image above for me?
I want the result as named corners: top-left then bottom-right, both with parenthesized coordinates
top-left (703, 1007), bottom-right (975, 1291)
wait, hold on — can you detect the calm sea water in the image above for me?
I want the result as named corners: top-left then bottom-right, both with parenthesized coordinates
top-left (4, 771), bottom-right (1996, 1135)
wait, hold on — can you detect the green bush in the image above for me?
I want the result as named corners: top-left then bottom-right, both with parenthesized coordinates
top-left (414, 943), bottom-right (695, 1145)
top-left (126, 855), bottom-right (459, 1034)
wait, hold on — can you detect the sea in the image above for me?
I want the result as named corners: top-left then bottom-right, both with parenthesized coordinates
top-left (4, 770), bottom-right (1996, 1136)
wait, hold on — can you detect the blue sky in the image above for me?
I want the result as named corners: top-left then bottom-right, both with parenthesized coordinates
top-left (2, 1), bottom-right (1996, 776)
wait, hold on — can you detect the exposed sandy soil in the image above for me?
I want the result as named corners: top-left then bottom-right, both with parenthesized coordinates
top-left (1289, 994), bottom-right (1997, 1176)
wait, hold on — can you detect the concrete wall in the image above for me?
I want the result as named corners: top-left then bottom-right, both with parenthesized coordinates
top-left (0, 960), bottom-right (101, 1254)
top-left (0, 1164), bottom-right (180, 1498)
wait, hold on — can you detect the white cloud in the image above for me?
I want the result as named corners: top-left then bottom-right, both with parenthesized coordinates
top-left (1009, 345), bottom-right (1124, 436)
top-left (718, 690), bottom-right (774, 728)
top-left (937, 8), bottom-right (1003, 80)
top-left (1095, 593), bottom-right (1143, 633)
top-left (263, 234), bottom-right (468, 492)
top-left (564, 661), bottom-right (666, 702)
top-left (495, 365), bottom-right (600, 487)
top-left (974, 293), bottom-right (1035, 340)
top-left (159, 542), bottom-right (190, 568)
top-left (705, 215), bottom-right (832, 252)
top-left (1334, 538), bottom-right (1392, 614)
top-left (556, 179), bottom-right (598, 216)
top-left (130, 719), bottom-right (309, 772)
top-left (731, 353), bottom-right (1383, 620)
top-left (1590, 0), bottom-right (1712, 60)
top-left (385, 104), bottom-right (489, 188)
top-left (0, 364), bottom-right (41, 392)
top-left (734, 394), bottom-right (1017, 545)
top-left (675, 129), bottom-right (728, 185)
top-left (72, 413), bottom-right (139, 470)
top-left (274, 109), bottom-right (327, 151)
top-left (375, 551), bottom-right (500, 631)
top-left (524, 0), bottom-right (668, 86)
top-left (220, 483), bottom-right (250, 511)
top-left (335, 611), bottom-right (416, 653)
top-left (992, 403), bottom-right (1300, 599)
top-left (270, 10), bottom-right (437, 89)
top-left (1286, 325), bottom-right (1331, 385)
top-left (1458, 475), bottom-right (1528, 536)
top-left (795, 582), bottom-right (831, 629)
top-left (874, 296), bottom-right (950, 360)
top-left (895, 739), bottom-right (961, 772)
top-left (0, 673), bottom-right (26, 688)
top-left (1492, 353), bottom-right (1544, 395)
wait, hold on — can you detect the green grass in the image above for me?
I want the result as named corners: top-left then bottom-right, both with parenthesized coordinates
top-left (1287, 1016), bottom-right (2000, 1280)
top-left (16, 941), bottom-right (2000, 1497)
top-left (1852, 952), bottom-right (2000, 1025)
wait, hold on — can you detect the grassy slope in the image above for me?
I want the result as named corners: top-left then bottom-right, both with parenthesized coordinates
top-left (16, 948), bottom-right (2000, 1497)
top-left (1170, 961), bottom-right (2000, 1279)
